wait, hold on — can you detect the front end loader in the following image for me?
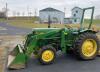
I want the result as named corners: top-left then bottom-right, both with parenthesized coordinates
top-left (7, 7), bottom-right (100, 69)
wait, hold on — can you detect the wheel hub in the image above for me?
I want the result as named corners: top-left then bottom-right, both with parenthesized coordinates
top-left (42, 50), bottom-right (54, 62)
top-left (82, 39), bottom-right (97, 57)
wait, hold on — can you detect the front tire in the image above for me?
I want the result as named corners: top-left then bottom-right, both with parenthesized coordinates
top-left (38, 45), bottom-right (56, 65)
top-left (73, 32), bottom-right (99, 60)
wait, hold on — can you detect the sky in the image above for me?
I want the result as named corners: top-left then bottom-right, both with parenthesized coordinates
top-left (0, 0), bottom-right (100, 17)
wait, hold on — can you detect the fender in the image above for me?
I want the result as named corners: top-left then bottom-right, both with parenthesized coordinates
top-left (79, 29), bottom-right (98, 34)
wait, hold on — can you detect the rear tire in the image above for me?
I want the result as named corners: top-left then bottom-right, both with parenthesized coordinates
top-left (73, 32), bottom-right (99, 60)
top-left (38, 45), bottom-right (56, 65)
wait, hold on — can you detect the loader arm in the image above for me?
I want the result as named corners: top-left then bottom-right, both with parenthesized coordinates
top-left (25, 29), bottom-right (62, 56)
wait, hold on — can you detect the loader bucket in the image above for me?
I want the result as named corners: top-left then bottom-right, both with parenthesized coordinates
top-left (7, 44), bottom-right (27, 69)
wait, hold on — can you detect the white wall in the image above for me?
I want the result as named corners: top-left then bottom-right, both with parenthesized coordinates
top-left (72, 8), bottom-right (83, 24)
top-left (39, 11), bottom-right (65, 24)
top-left (64, 18), bottom-right (72, 24)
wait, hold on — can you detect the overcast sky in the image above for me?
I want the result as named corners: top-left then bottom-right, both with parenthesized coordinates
top-left (0, 0), bottom-right (100, 17)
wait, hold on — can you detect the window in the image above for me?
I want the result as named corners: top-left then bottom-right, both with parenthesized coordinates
top-left (76, 10), bottom-right (78, 13)
top-left (74, 14), bottom-right (76, 17)
top-left (74, 19), bottom-right (77, 22)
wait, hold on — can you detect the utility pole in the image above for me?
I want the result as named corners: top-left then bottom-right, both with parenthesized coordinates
top-left (34, 8), bottom-right (37, 17)
top-left (27, 5), bottom-right (30, 19)
top-left (29, 12), bottom-right (32, 17)
top-left (6, 3), bottom-right (8, 20)
top-left (48, 15), bottom-right (51, 28)
top-left (22, 12), bottom-right (25, 16)
top-left (64, 7), bottom-right (66, 17)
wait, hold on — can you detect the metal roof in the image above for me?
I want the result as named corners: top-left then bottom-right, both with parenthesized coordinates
top-left (72, 7), bottom-right (83, 10)
top-left (40, 7), bottom-right (63, 13)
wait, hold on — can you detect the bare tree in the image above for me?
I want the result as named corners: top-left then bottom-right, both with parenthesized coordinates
top-left (29, 12), bottom-right (32, 17)
top-left (27, 6), bottom-right (29, 17)
top-left (17, 12), bottom-right (20, 16)
top-left (22, 12), bottom-right (25, 16)
top-left (13, 11), bottom-right (16, 16)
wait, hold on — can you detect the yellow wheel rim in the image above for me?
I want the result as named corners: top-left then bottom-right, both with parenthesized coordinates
top-left (42, 50), bottom-right (54, 62)
top-left (82, 39), bottom-right (97, 57)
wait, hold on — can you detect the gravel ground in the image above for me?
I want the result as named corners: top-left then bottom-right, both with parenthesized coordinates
top-left (0, 47), bottom-right (6, 72)
top-left (0, 22), bottom-right (31, 35)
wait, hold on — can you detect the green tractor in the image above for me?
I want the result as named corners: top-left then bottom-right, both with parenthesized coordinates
top-left (7, 7), bottom-right (99, 69)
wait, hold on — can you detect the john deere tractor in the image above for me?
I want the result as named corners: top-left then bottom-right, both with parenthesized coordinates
top-left (7, 7), bottom-right (99, 69)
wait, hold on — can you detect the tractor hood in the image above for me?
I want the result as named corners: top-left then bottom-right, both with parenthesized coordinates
top-left (31, 28), bottom-right (79, 34)
top-left (32, 28), bottom-right (61, 33)
top-left (24, 28), bottom-right (63, 48)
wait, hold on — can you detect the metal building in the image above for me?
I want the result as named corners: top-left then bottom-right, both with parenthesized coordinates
top-left (39, 7), bottom-right (65, 24)
top-left (0, 11), bottom-right (6, 18)
top-left (71, 7), bottom-right (83, 24)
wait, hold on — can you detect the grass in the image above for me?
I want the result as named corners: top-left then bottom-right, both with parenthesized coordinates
top-left (6, 20), bottom-right (100, 30)
top-left (84, 19), bottom-right (100, 25)
top-left (0, 18), bottom-right (7, 22)
top-left (0, 17), bottom-right (100, 30)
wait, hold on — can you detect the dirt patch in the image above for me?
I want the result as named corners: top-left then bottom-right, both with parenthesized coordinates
top-left (97, 35), bottom-right (100, 39)
top-left (0, 47), bottom-right (7, 72)
top-left (0, 36), bottom-right (24, 50)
